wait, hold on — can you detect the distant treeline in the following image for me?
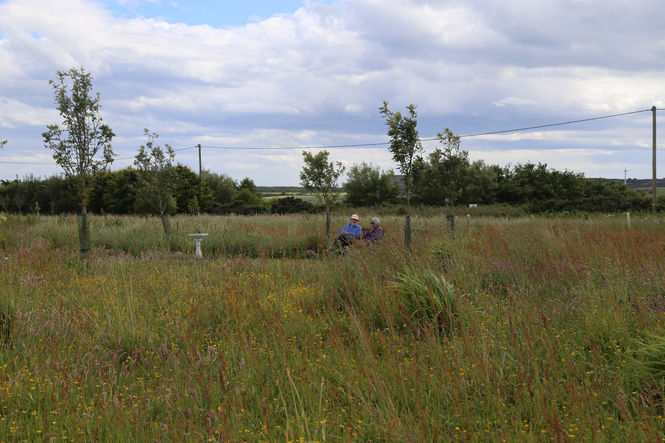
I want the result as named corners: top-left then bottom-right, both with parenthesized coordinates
top-left (0, 161), bottom-right (661, 215)
top-left (0, 166), bottom-right (274, 216)
top-left (343, 160), bottom-right (660, 213)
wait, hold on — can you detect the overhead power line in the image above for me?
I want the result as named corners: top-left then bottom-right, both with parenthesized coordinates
top-left (201, 108), bottom-right (653, 150)
top-left (0, 108), bottom-right (657, 166)
top-left (113, 145), bottom-right (197, 161)
top-left (456, 109), bottom-right (652, 138)
top-left (0, 145), bottom-right (199, 166)
top-left (202, 141), bottom-right (389, 150)
top-left (0, 160), bottom-right (55, 165)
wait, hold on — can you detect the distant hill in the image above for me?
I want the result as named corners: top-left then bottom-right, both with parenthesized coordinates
top-left (603, 178), bottom-right (665, 191)
top-left (622, 178), bottom-right (665, 189)
top-left (572, 178), bottom-right (665, 197)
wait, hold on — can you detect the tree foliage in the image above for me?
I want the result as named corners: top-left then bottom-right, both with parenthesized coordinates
top-left (91, 169), bottom-right (139, 214)
top-left (299, 150), bottom-right (344, 213)
top-left (202, 171), bottom-right (237, 212)
top-left (343, 163), bottom-right (399, 206)
top-left (379, 101), bottom-right (423, 204)
top-left (300, 150), bottom-right (344, 242)
top-left (238, 177), bottom-right (259, 194)
top-left (413, 129), bottom-right (469, 206)
top-left (133, 129), bottom-right (177, 234)
top-left (270, 196), bottom-right (314, 214)
top-left (42, 67), bottom-right (115, 211)
top-left (0, 163), bottom-right (657, 216)
top-left (229, 178), bottom-right (268, 215)
top-left (172, 165), bottom-right (202, 214)
top-left (459, 161), bottom-right (500, 205)
top-left (41, 67), bottom-right (114, 256)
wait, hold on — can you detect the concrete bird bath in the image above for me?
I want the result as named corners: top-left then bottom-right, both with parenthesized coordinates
top-left (187, 233), bottom-right (208, 258)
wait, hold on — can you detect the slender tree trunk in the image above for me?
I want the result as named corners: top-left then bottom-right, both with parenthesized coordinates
top-left (78, 179), bottom-right (91, 258)
top-left (78, 209), bottom-right (91, 258)
top-left (161, 212), bottom-right (171, 236)
top-left (325, 210), bottom-right (331, 247)
top-left (404, 213), bottom-right (412, 251)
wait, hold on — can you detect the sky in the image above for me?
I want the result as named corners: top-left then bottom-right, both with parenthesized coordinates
top-left (0, 0), bottom-right (664, 185)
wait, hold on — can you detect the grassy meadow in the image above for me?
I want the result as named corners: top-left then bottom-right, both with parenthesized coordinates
top-left (2, 212), bottom-right (665, 441)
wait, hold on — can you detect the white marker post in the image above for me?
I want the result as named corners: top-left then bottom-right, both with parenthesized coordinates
top-left (188, 233), bottom-right (208, 258)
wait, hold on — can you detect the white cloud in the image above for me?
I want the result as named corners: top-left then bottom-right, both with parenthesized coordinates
top-left (1, 0), bottom-right (665, 183)
top-left (0, 99), bottom-right (59, 128)
top-left (493, 97), bottom-right (538, 107)
top-left (469, 147), bottom-right (616, 174)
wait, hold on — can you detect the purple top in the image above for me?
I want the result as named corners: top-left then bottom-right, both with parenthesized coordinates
top-left (364, 226), bottom-right (383, 243)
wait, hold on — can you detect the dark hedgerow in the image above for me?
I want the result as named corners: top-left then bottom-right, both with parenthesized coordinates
top-left (270, 196), bottom-right (315, 214)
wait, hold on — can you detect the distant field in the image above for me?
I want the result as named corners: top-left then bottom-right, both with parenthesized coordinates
top-left (261, 192), bottom-right (320, 204)
top-left (258, 186), bottom-right (344, 204)
top-left (256, 186), bottom-right (307, 196)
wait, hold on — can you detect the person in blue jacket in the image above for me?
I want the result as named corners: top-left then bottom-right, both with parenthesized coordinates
top-left (337, 213), bottom-right (362, 247)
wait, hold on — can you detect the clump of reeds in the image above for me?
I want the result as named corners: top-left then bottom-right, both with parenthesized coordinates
top-left (395, 267), bottom-right (458, 334)
top-left (633, 332), bottom-right (665, 381)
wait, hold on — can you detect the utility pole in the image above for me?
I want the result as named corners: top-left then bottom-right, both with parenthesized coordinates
top-left (652, 106), bottom-right (657, 213)
top-left (197, 143), bottom-right (202, 216)
top-left (198, 144), bottom-right (202, 182)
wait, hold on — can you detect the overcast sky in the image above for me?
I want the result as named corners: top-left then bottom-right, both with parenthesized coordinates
top-left (1, 0), bottom-right (664, 185)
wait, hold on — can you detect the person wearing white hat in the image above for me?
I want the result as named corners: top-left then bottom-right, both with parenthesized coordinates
top-left (336, 214), bottom-right (362, 247)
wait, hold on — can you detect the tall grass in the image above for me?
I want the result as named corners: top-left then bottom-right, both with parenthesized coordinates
top-left (1, 212), bottom-right (665, 440)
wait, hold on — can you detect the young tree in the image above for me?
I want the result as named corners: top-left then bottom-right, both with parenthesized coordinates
top-left (379, 101), bottom-right (423, 250)
top-left (379, 101), bottom-right (423, 205)
top-left (414, 128), bottom-right (469, 206)
top-left (0, 140), bottom-right (6, 149)
top-left (134, 129), bottom-right (177, 235)
top-left (42, 67), bottom-right (114, 257)
top-left (300, 150), bottom-right (345, 242)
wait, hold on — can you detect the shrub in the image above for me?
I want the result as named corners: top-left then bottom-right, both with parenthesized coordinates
top-left (271, 196), bottom-right (314, 214)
